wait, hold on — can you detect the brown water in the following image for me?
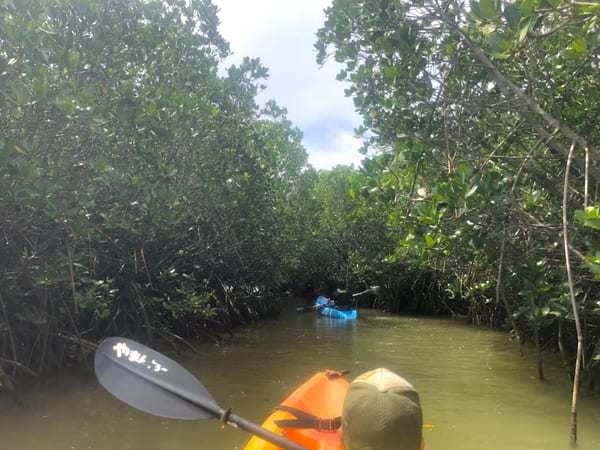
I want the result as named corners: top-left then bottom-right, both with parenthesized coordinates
top-left (1, 306), bottom-right (599, 450)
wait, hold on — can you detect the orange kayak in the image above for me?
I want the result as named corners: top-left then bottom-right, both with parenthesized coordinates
top-left (244, 371), bottom-right (350, 450)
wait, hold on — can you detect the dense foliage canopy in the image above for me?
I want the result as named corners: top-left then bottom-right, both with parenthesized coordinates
top-left (1, 0), bottom-right (308, 378)
top-left (314, 0), bottom-right (600, 387)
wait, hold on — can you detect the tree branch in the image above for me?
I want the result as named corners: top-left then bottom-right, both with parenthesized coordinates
top-left (440, 10), bottom-right (600, 183)
top-left (0, 357), bottom-right (40, 377)
top-left (563, 140), bottom-right (584, 445)
top-left (528, 16), bottom-right (593, 39)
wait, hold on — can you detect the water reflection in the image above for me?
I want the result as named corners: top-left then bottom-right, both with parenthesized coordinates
top-left (0, 307), bottom-right (599, 450)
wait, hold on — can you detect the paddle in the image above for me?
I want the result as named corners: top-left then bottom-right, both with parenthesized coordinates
top-left (295, 299), bottom-right (333, 313)
top-left (351, 285), bottom-right (380, 298)
top-left (295, 304), bottom-right (320, 313)
top-left (94, 336), bottom-right (306, 450)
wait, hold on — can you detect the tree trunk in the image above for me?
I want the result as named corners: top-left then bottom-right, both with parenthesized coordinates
top-left (562, 141), bottom-right (584, 445)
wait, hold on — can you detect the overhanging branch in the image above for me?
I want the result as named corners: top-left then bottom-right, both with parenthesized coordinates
top-left (438, 9), bottom-right (600, 184)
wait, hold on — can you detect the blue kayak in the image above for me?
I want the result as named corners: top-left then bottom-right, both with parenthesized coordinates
top-left (315, 296), bottom-right (358, 320)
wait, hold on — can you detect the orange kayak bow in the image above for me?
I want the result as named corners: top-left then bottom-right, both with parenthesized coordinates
top-left (244, 371), bottom-right (349, 450)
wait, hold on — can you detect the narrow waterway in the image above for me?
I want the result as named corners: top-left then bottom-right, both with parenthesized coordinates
top-left (1, 306), bottom-right (599, 450)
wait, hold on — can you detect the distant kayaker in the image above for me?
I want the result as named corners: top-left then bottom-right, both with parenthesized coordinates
top-left (329, 285), bottom-right (380, 309)
top-left (329, 287), bottom-right (353, 309)
top-left (341, 368), bottom-right (424, 450)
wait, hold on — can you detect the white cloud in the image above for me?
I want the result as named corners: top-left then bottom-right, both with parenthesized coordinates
top-left (305, 130), bottom-right (365, 170)
top-left (212, 0), bottom-right (364, 170)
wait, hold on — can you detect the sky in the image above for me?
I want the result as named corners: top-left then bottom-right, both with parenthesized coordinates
top-left (212, 0), bottom-right (366, 170)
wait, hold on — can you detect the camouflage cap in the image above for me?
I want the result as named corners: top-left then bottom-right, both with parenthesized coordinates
top-left (341, 368), bottom-right (423, 450)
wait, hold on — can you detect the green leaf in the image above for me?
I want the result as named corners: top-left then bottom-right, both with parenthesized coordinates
top-left (545, 0), bottom-right (562, 7)
top-left (583, 219), bottom-right (600, 230)
top-left (572, 38), bottom-right (588, 54)
top-left (575, 206), bottom-right (600, 229)
top-left (520, 0), bottom-right (536, 17)
top-left (465, 184), bottom-right (479, 198)
top-left (425, 233), bottom-right (435, 248)
top-left (69, 51), bottom-right (80, 70)
top-left (518, 17), bottom-right (532, 43)
top-left (32, 75), bottom-right (48, 98)
top-left (479, 0), bottom-right (498, 20)
top-left (469, 0), bottom-right (485, 21)
top-left (14, 83), bottom-right (30, 105)
top-left (503, 4), bottom-right (521, 29)
top-left (585, 206), bottom-right (599, 219)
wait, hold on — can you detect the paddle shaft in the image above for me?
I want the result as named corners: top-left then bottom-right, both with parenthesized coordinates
top-left (297, 301), bottom-right (332, 312)
top-left (352, 286), bottom-right (379, 297)
top-left (229, 412), bottom-right (306, 450)
top-left (296, 304), bottom-right (318, 312)
top-left (101, 349), bottom-right (306, 450)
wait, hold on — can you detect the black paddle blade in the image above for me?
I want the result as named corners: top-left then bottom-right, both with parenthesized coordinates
top-left (95, 337), bottom-right (218, 420)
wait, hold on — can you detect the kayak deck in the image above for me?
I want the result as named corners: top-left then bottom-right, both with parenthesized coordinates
top-left (315, 296), bottom-right (357, 320)
top-left (244, 371), bottom-right (349, 450)
top-left (317, 307), bottom-right (357, 320)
